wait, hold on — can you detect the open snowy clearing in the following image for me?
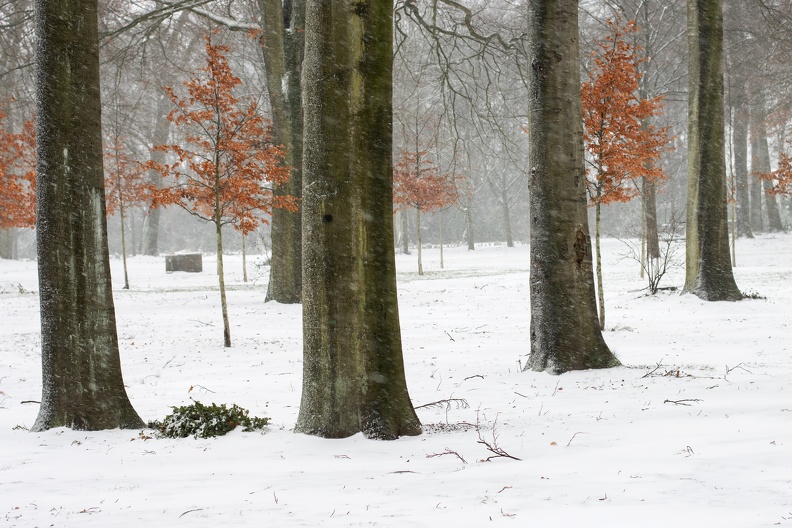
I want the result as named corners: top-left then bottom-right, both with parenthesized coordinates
top-left (1, 234), bottom-right (791, 527)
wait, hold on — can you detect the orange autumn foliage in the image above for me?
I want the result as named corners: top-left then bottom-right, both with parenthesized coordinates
top-left (757, 140), bottom-right (792, 196)
top-left (0, 112), bottom-right (36, 230)
top-left (104, 136), bottom-right (150, 217)
top-left (582, 19), bottom-right (671, 206)
top-left (393, 149), bottom-right (459, 214)
top-left (147, 35), bottom-right (295, 235)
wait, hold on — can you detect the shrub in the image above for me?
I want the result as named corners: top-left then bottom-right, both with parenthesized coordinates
top-left (149, 401), bottom-right (269, 439)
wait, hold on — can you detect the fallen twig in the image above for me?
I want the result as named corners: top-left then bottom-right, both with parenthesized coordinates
top-left (427, 448), bottom-right (467, 464)
top-left (663, 399), bottom-right (702, 406)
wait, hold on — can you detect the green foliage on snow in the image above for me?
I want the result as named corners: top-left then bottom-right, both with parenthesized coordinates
top-left (149, 401), bottom-right (268, 439)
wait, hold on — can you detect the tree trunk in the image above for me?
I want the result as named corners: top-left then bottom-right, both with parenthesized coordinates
top-left (439, 210), bottom-right (444, 269)
top-left (525, 0), bottom-right (619, 374)
top-left (465, 202), bottom-right (475, 250)
top-left (32, 0), bottom-right (144, 431)
top-left (215, 203), bottom-right (231, 348)
top-left (416, 209), bottom-right (423, 275)
top-left (400, 210), bottom-right (410, 254)
top-left (501, 190), bottom-right (514, 247)
top-left (242, 234), bottom-right (248, 283)
top-left (732, 93), bottom-right (753, 238)
top-left (261, 0), bottom-right (305, 304)
top-left (684, 0), bottom-right (741, 301)
top-left (0, 229), bottom-right (13, 259)
top-left (749, 91), bottom-right (784, 233)
top-left (140, 92), bottom-right (171, 256)
top-left (118, 182), bottom-right (130, 290)
top-left (595, 198), bottom-right (605, 330)
top-left (296, 0), bottom-right (421, 439)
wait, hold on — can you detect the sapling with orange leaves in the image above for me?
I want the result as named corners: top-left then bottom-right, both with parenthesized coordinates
top-left (0, 112), bottom-right (36, 233)
top-left (582, 18), bottom-right (672, 328)
top-left (148, 34), bottom-right (295, 347)
top-left (393, 148), bottom-right (459, 275)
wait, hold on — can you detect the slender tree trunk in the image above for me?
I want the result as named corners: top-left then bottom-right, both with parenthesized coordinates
top-left (118, 185), bottom-right (130, 290)
top-left (595, 197), bottom-right (605, 330)
top-left (242, 234), bottom-right (248, 283)
top-left (400, 210), bottom-right (410, 254)
top-left (32, 0), bottom-right (144, 431)
top-left (501, 191), bottom-right (514, 247)
top-left (141, 93), bottom-right (171, 256)
top-left (749, 91), bottom-right (784, 233)
top-left (640, 199), bottom-right (646, 279)
top-left (0, 229), bottom-right (13, 259)
top-left (261, 0), bottom-right (305, 304)
top-left (684, 0), bottom-right (741, 301)
top-left (732, 94), bottom-right (753, 238)
top-left (416, 209), bottom-right (423, 275)
top-left (465, 202), bottom-right (475, 250)
top-left (296, 0), bottom-right (421, 439)
top-left (439, 210), bottom-right (444, 269)
top-left (215, 206), bottom-right (231, 348)
top-left (525, 0), bottom-right (618, 374)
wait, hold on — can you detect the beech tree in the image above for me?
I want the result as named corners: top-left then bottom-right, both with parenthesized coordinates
top-left (525, 0), bottom-right (619, 373)
top-left (393, 148), bottom-right (458, 275)
top-left (33, 0), bottom-right (144, 431)
top-left (296, 0), bottom-right (422, 439)
top-left (149, 35), bottom-right (293, 348)
top-left (582, 18), bottom-right (671, 329)
top-left (685, 0), bottom-right (741, 301)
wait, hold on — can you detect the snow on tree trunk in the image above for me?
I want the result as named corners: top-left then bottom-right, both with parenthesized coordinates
top-left (296, 0), bottom-right (421, 439)
top-left (32, 0), bottom-right (144, 431)
top-left (525, 0), bottom-right (619, 374)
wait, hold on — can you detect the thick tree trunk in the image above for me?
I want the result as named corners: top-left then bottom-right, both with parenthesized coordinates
top-left (749, 92), bottom-right (784, 233)
top-left (684, 0), bottom-right (741, 301)
top-left (296, 0), bottom-right (421, 439)
top-left (141, 93), bottom-right (171, 256)
top-left (32, 0), bottom-right (144, 431)
top-left (732, 94), bottom-right (753, 238)
top-left (261, 0), bottom-right (305, 304)
top-left (525, 0), bottom-right (619, 374)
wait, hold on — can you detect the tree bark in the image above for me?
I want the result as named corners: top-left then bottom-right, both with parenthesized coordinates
top-left (416, 209), bottom-right (423, 275)
top-left (261, 0), bottom-right (305, 304)
top-left (32, 0), bottom-right (144, 431)
top-left (464, 202), bottom-right (475, 250)
top-left (501, 190), bottom-right (514, 247)
top-left (595, 198), bottom-right (605, 330)
top-left (296, 0), bottom-right (421, 439)
top-left (732, 92), bottom-right (753, 238)
top-left (684, 0), bottom-right (741, 301)
top-left (525, 0), bottom-right (619, 374)
top-left (749, 91), bottom-right (784, 233)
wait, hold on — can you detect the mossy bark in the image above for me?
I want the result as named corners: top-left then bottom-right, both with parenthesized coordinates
top-left (684, 0), bottom-right (741, 301)
top-left (296, 0), bottom-right (421, 439)
top-left (33, 0), bottom-right (144, 431)
top-left (260, 0), bottom-right (304, 304)
top-left (525, 0), bottom-right (619, 374)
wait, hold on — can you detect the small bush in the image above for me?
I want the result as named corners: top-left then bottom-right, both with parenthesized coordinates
top-left (149, 401), bottom-right (269, 439)
top-left (742, 290), bottom-right (766, 300)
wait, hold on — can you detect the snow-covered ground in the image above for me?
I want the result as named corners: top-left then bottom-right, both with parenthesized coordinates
top-left (1, 234), bottom-right (791, 527)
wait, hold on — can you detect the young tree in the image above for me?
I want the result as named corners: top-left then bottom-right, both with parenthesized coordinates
top-left (525, 0), bottom-right (620, 374)
top-left (33, 0), bottom-right (144, 431)
top-left (296, 0), bottom-right (421, 439)
top-left (393, 148), bottom-right (458, 275)
top-left (582, 18), bottom-right (671, 329)
top-left (149, 35), bottom-right (293, 348)
top-left (104, 136), bottom-right (150, 289)
top-left (0, 113), bottom-right (36, 233)
top-left (685, 0), bottom-right (742, 301)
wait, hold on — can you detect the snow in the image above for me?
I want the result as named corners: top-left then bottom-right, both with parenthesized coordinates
top-left (1, 234), bottom-right (791, 527)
